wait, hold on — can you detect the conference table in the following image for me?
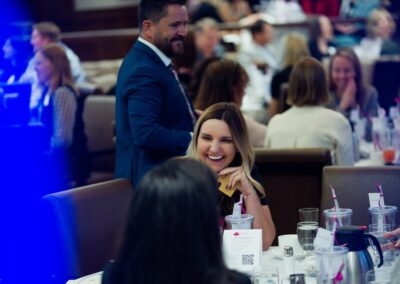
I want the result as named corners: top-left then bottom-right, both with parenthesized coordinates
top-left (66, 244), bottom-right (399, 284)
top-left (65, 247), bottom-right (316, 283)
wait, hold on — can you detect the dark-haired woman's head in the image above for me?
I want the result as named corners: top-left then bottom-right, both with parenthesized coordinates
top-left (112, 158), bottom-right (225, 284)
top-left (194, 59), bottom-right (249, 110)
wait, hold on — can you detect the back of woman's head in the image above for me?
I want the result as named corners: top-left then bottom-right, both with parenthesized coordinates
top-left (112, 158), bottom-right (225, 284)
top-left (282, 33), bottom-right (310, 68)
top-left (189, 56), bottom-right (220, 100)
top-left (194, 59), bottom-right (248, 110)
top-left (287, 57), bottom-right (329, 106)
top-left (38, 43), bottom-right (75, 92)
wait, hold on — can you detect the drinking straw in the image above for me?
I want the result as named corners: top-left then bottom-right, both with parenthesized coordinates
top-left (376, 184), bottom-right (385, 231)
top-left (232, 194), bottom-right (243, 217)
top-left (330, 185), bottom-right (342, 227)
top-left (377, 184), bottom-right (384, 209)
top-left (239, 194), bottom-right (245, 214)
top-left (333, 262), bottom-right (345, 284)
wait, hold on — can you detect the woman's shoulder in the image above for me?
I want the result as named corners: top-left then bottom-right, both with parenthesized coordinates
top-left (313, 106), bottom-right (349, 122)
top-left (363, 84), bottom-right (378, 97)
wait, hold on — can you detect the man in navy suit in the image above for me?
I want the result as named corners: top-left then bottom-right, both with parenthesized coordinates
top-left (115, 0), bottom-right (197, 187)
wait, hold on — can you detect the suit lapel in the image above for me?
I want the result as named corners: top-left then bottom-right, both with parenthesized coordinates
top-left (134, 40), bottom-right (166, 68)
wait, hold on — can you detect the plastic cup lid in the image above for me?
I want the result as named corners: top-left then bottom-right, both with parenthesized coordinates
top-left (368, 205), bottom-right (398, 213)
top-left (323, 208), bottom-right (353, 217)
top-left (225, 214), bottom-right (254, 223)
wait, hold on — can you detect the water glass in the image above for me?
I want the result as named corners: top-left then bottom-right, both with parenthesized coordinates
top-left (368, 206), bottom-right (398, 231)
top-left (252, 267), bottom-right (279, 284)
top-left (323, 208), bottom-right (352, 231)
top-left (368, 224), bottom-right (395, 267)
top-left (297, 221), bottom-right (318, 255)
top-left (299, 208), bottom-right (319, 222)
top-left (366, 269), bottom-right (391, 284)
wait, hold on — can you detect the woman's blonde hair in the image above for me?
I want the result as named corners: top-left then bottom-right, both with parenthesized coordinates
top-left (367, 8), bottom-right (396, 39)
top-left (38, 43), bottom-right (77, 94)
top-left (187, 102), bottom-right (264, 195)
top-left (282, 33), bottom-right (310, 68)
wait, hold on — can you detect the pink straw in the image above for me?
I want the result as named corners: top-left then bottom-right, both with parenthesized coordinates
top-left (330, 185), bottom-right (342, 227)
top-left (376, 184), bottom-right (384, 209)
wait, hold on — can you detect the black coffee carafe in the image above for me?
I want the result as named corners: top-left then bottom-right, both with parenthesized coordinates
top-left (335, 226), bottom-right (383, 284)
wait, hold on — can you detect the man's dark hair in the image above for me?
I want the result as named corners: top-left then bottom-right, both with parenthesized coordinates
top-left (249, 19), bottom-right (269, 37)
top-left (138, 0), bottom-right (186, 29)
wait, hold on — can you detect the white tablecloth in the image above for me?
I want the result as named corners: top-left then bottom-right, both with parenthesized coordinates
top-left (66, 246), bottom-right (399, 283)
top-left (65, 248), bottom-right (315, 284)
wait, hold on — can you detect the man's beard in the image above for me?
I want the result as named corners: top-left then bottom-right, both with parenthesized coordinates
top-left (154, 36), bottom-right (185, 58)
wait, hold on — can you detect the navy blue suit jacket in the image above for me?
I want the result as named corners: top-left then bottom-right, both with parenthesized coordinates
top-left (115, 40), bottom-right (194, 187)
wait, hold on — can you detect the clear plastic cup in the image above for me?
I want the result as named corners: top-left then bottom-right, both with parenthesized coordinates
top-left (315, 246), bottom-right (348, 282)
top-left (323, 208), bottom-right (352, 231)
top-left (368, 206), bottom-right (398, 231)
top-left (225, 214), bottom-right (254, 230)
top-left (368, 224), bottom-right (395, 267)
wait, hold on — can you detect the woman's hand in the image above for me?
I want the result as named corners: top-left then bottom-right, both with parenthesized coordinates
top-left (339, 79), bottom-right (357, 110)
top-left (219, 166), bottom-right (276, 250)
top-left (383, 228), bottom-right (400, 250)
top-left (218, 166), bottom-right (255, 197)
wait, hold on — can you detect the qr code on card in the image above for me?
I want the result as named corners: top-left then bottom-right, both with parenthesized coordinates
top-left (241, 254), bottom-right (254, 265)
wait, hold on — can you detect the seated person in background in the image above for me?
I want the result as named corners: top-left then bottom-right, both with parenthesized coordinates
top-left (187, 0), bottom-right (223, 23)
top-left (194, 59), bottom-right (267, 147)
top-left (327, 47), bottom-right (379, 141)
top-left (239, 19), bottom-right (278, 72)
top-left (308, 15), bottom-right (336, 62)
top-left (0, 36), bottom-right (32, 83)
top-left (187, 102), bottom-right (276, 250)
top-left (173, 18), bottom-right (224, 89)
top-left (335, 0), bottom-right (381, 47)
top-left (193, 18), bottom-right (225, 60)
top-left (238, 19), bottom-right (278, 124)
top-left (269, 33), bottom-right (310, 118)
top-left (34, 44), bottom-right (90, 189)
top-left (218, 0), bottom-right (252, 23)
top-left (20, 21), bottom-right (86, 109)
top-left (188, 56), bottom-right (220, 101)
top-left (354, 8), bottom-right (400, 62)
top-left (103, 158), bottom-right (251, 284)
top-left (265, 57), bottom-right (355, 166)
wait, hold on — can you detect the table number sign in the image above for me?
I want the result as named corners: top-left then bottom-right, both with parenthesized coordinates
top-left (223, 229), bottom-right (262, 272)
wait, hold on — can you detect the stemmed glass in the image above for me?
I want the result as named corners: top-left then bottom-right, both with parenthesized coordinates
top-left (299, 208), bottom-right (319, 222)
top-left (297, 221), bottom-right (318, 256)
